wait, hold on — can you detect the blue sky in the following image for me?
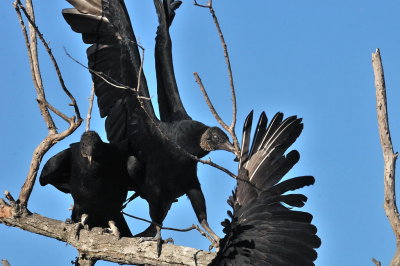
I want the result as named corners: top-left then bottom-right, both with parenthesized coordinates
top-left (1, 1), bottom-right (400, 265)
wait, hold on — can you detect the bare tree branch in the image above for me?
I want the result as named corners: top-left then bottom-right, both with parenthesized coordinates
top-left (0, 201), bottom-right (216, 265)
top-left (372, 48), bottom-right (400, 266)
top-left (1, 259), bottom-right (10, 266)
top-left (372, 258), bottom-right (382, 266)
top-left (123, 211), bottom-right (217, 245)
top-left (14, 0), bottom-right (56, 134)
top-left (193, 0), bottom-right (240, 156)
top-left (86, 85), bottom-right (95, 132)
top-left (13, 0), bottom-right (82, 207)
top-left (194, 72), bottom-right (229, 131)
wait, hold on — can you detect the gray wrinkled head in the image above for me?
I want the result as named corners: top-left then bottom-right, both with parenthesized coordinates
top-left (200, 127), bottom-right (235, 153)
top-left (80, 131), bottom-right (103, 165)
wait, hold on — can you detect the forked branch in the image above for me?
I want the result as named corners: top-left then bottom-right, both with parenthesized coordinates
top-left (372, 48), bottom-right (400, 266)
top-left (13, 0), bottom-right (82, 207)
top-left (193, 0), bottom-right (240, 157)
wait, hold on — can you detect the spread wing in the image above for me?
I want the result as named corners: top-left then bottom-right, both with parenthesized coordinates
top-left (212, 111), bottom-right (321, 265)
top-left (63, 0), bottom-right (156, 143)
top-left (39, 148), bottom-right (72, 194)
top-left (153, 0), bottom-right (191, 122)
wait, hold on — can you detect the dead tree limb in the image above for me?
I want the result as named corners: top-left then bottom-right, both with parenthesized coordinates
top-left (194, 0), bottom-right (240, 157)
top-left (372, 48), bottom-right (400, 266)
top-left (0, 202), bottom-right (215, 265)
top-left (13, 0), bottom-right (82, 208)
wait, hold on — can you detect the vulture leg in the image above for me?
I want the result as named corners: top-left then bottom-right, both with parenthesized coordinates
top-left (74, 213), bottom-right (88, 240)
top-left (187, 187), bottom-right (220, 248)
top-left (138, 200), bottom-right (173, 256)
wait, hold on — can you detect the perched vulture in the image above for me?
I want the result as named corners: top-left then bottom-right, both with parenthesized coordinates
top-left (39, 131), bottom-right (134, 237)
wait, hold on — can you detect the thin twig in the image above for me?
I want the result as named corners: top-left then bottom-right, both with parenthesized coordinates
top-left (86, 85), bottom-right (95, 132)
top-left (122, 211), bottom-right (215, 243)
top-left (37, 99), bottom-right (70, 123)
top-left (194, 72), bottom-right (229, 131)
top-left (122, 211), bottom-right (192, 232)
top-left (371, 258), bottom-right (381, 266)
top-left (372, 48), bottom-right (400, 265)
top-left (16, 1), bottom-right (81, 121)
top-left (14, 0), bottom-right (57, 134)
top-left (193, 0), bottom-right (240, 156)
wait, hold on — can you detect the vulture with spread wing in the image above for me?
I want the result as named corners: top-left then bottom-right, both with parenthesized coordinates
top-left (62, 0), bottom-right (235, 246)
top-left (210, 111), bottom-right (321, 265)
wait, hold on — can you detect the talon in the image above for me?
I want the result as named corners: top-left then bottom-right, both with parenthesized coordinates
top-left (137, 225), bottom-right (169, 257)
top-left (74, 214), bottom-right (88, 240)
top-left (209, 240), bottom-right (219, 251)
top-left (106, 220), bottom-right (121, 239)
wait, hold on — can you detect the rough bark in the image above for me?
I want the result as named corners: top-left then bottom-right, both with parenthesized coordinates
top-left (0, 204), bottom-right (215, 265)
top-left (373, 48), bottom-right (400, 266)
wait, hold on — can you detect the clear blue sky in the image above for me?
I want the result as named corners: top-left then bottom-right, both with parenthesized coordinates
top-left (1, 1), bottom-right (400, 265)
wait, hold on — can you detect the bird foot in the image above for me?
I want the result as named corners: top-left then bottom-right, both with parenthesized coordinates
top-left (74, 214), bottom-right (89, 240)
top-left (139, 235), bottom-right (174, 257)
top-left (104, 220), bottom-right (121, 239)
top-left (209, 239), bottom-right (220, 251)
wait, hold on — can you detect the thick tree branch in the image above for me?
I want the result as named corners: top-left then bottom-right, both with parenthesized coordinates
top-left (372, 48), bottom-right (400, 266)
top-left (0, 204), bottom-right (215, 265)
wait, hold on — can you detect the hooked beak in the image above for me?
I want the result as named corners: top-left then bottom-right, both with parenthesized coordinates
top-left (221, 141), bottom-right (236, 154)
top-left (221, 141), bottom-right (240, 161)
top-left (87, 155), bottom-right (92, 166)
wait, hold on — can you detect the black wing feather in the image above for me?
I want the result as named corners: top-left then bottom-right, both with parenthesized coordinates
top-left (39, 148), bottom-right (72, 193)
top-left (211, 112), bottom-right (320, 266)
top-left (239, 110), bottom-right (253, 168)
top-left (153, 0), bottom-right (190, 122)
top-left (63, 0), bottom-right (155, 143)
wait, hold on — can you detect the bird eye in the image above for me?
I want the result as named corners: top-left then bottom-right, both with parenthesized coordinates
top-left (213, 135), bottom-right (218, 139)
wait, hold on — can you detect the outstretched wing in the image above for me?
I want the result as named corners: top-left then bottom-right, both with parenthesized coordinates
top-left (63, 0), bottom-right (156, 142)
top-left (212, 111), bottom-right (320, 265)
top-left (153, 0), bottom-right (191, 122)
top-left (39, 148), bottom-right (72, 194)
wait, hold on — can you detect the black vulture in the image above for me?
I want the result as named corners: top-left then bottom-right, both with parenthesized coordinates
top-left (62, 0), bottom-right (234, 246)
top-left (210, 111), bottom-right (321, 265)
top-left (39, 131), bottom-right (134, 237)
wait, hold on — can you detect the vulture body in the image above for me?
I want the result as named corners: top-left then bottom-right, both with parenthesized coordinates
top-left (62, 0), bottom-right (234, 244)
top-left (211, 111), bottom-right (321, 265)
top-left (39, 131), bottom-right (133, 237)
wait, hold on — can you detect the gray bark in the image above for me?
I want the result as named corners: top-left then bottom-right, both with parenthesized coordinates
top-left (373, 48), bottom-right (400, 266)
top-left (0, 205), bottom-right (215, 265)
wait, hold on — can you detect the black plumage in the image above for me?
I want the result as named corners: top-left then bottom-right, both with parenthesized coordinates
top-left (39, 131), bottom-right (133, 237)
top-left (62, 0), bottom-right (234, 244)
top-left (210, 111), bottom-right (321, 265)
